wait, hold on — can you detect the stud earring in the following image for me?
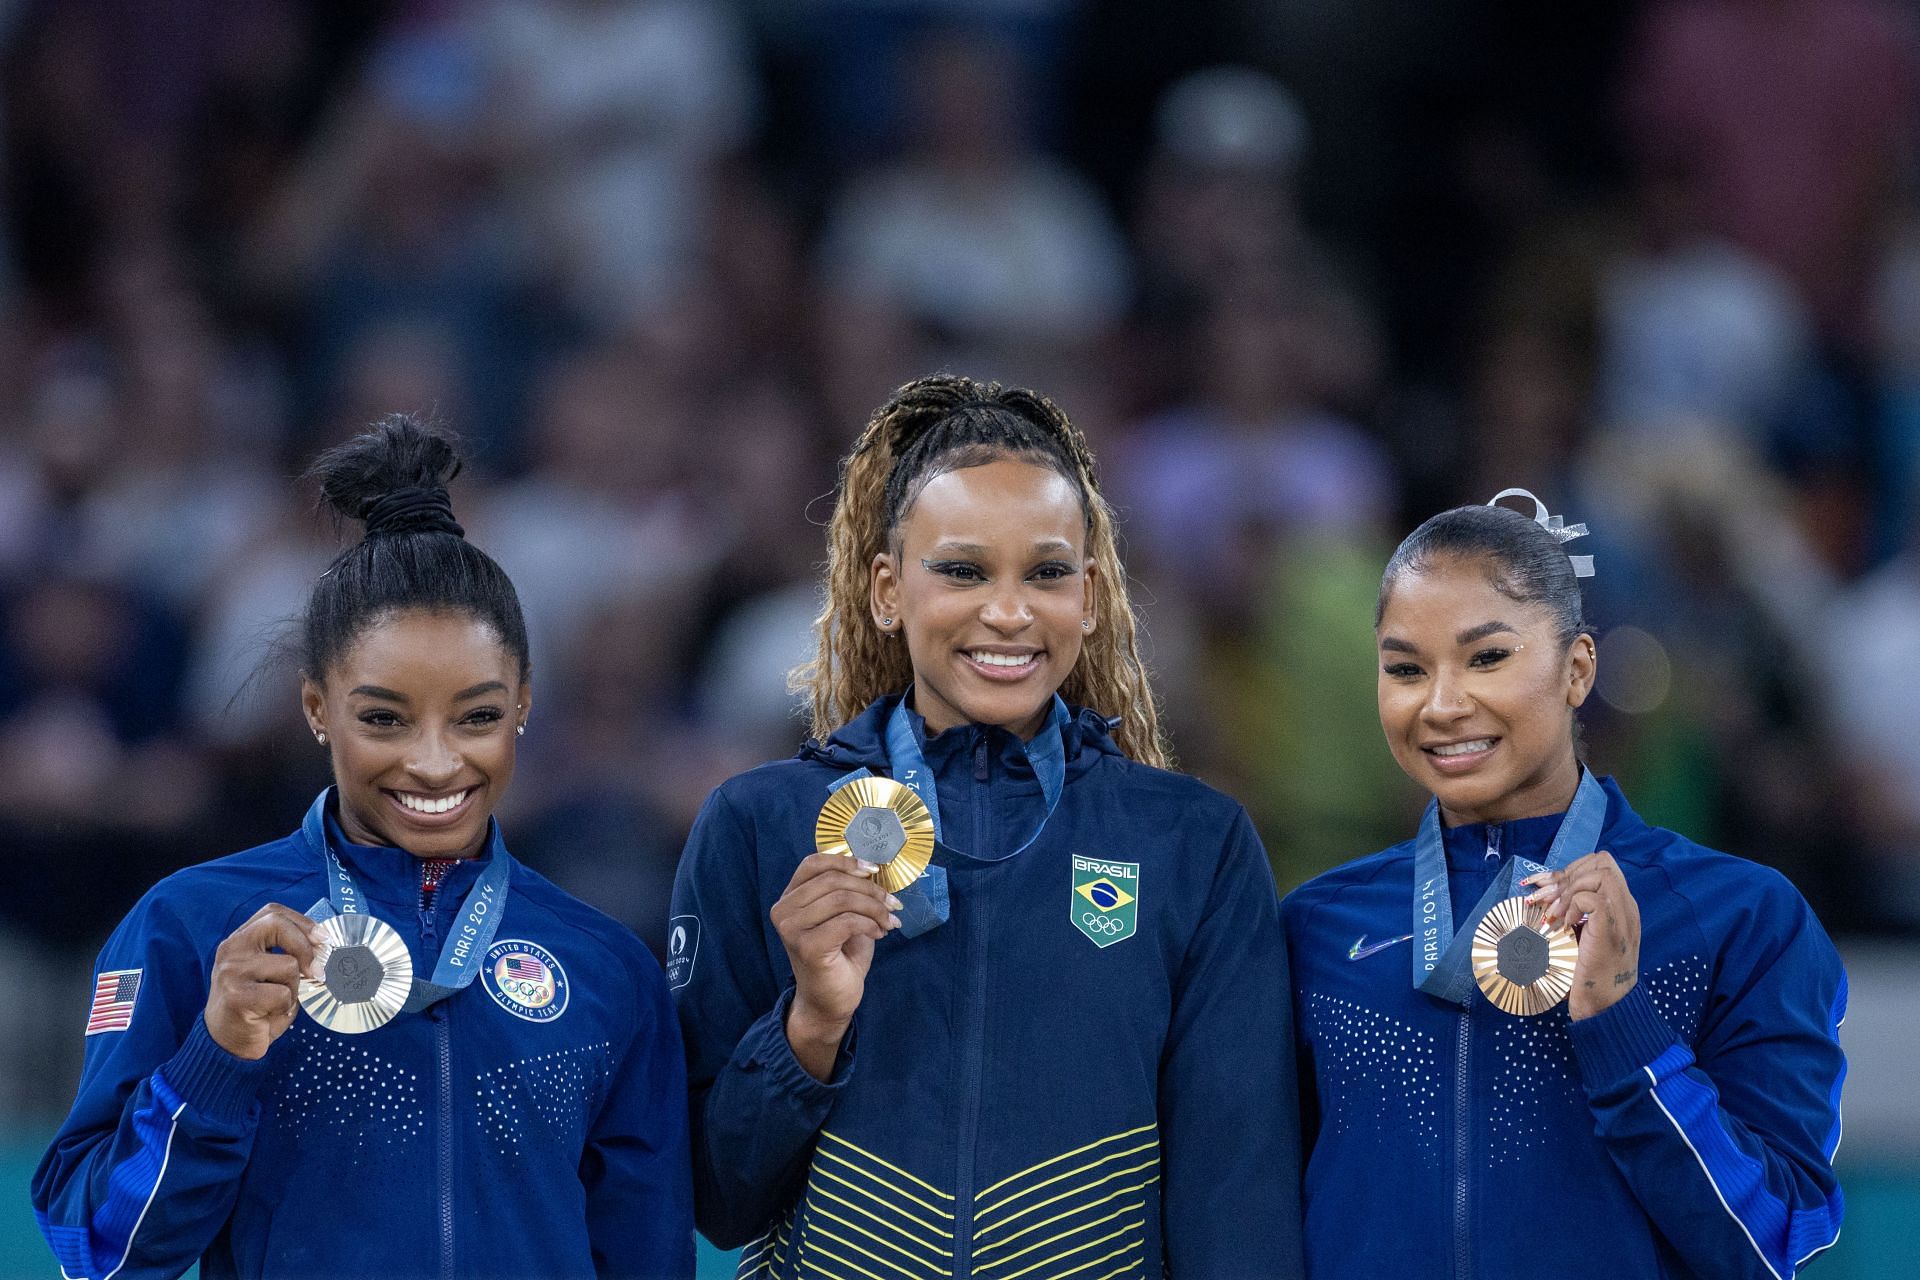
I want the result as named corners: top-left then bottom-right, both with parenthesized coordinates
top-left (1081, 619), bottom-right (1092, 630)
top-left (880, 617), bottom-right (894, 628)
top-left (516, 725), bottom-right (526, 736)
top-left (315, 731), bottom-right (327, 746)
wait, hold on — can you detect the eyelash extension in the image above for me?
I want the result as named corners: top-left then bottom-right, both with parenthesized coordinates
top-left (920, 558), bottom-right (1079, 581)
top-left (922, 558), bottom-right (983, 581)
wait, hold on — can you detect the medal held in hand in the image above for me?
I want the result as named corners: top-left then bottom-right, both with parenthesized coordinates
top-left (1471, 896), bottom-right (1577, 1016)
top-left (298, 913), bottom-right (414, 1034)
top-left (816, 776), bottom-right (935, 894)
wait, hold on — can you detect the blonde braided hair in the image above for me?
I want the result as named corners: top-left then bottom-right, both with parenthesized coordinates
top-left (794, 374), bottom-right (1170, 768)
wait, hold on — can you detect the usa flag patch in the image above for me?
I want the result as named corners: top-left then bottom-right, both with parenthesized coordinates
top-left (86, 969), bottom-right (142, 1035)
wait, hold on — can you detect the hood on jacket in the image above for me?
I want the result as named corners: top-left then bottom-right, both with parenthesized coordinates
top-left (798, 692), bottom-right (1126, 776)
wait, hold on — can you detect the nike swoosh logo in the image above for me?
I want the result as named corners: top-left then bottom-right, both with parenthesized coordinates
top-left (1348, 933), bottom-right (1415, 961)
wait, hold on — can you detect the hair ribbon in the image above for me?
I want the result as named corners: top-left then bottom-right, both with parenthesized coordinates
top-left (1488, 487), bottom-right (1594, 578)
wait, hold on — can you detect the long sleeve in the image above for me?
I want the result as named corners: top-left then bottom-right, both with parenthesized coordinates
top-left (581, 944), bottom-right (696, 1280)
top-left (1568, 871), bottom-right (1846, 1280)
top-left (1158, 808), bottom-right (1305, 1278)
top-left (669, 786), bottom-right (853, 1249)
top-left (32, 894), bottom-right (276, 1280)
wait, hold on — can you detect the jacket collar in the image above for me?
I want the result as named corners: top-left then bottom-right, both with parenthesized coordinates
top-left (297, 788), bottom-right (506, 910)
top-left (799, 691), bottom-right (1123, 780)
top-left (1437, 774), bottom-right (1641, 872)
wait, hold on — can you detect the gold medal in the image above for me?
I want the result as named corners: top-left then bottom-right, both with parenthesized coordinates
top-left (1471, 895), bottom-right (1577, 1016)
top-left (815, 777), bottom-right (936, 894)
top-left (298, 913), bottom-right (413, 1034)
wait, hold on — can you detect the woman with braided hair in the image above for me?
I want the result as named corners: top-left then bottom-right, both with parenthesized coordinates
top-left (671, 375), bottom-right (1302, 1278)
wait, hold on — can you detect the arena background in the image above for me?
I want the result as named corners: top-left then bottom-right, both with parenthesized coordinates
top-left (0, 0), bottom-right (1916, 1274)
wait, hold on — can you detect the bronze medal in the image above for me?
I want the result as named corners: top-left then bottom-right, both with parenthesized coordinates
top-left (1470, 895), bottom-right (1577, 1016)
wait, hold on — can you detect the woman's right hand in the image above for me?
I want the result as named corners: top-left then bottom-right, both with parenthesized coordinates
top-left (770, 853), bottom-right (901, 1081)
top-left (205, 904), bottom-right (325, 1061)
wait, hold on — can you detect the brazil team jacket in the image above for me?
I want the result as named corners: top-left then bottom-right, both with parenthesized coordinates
top-left (670, 695), bottom-right (1303, 1278)
top-left (33, 793), bottom-right (694, 1280)
top-left (1282, 776), bottom-right (1846, 1280)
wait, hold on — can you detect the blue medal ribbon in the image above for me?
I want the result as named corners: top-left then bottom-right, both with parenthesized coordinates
top-left (299, 789), bottom-right (511, 1014)
top-left (1410, 768), bottom-right (1607, 1005)
top-left (829, 695), bottom-right (1071, 938)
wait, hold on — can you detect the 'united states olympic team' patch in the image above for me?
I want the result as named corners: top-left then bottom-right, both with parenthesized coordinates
top-left (482, 940), bottom-right (569, 1023)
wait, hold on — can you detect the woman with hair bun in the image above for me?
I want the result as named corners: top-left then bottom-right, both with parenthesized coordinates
top-left (671, 374), bottom-right (1302, 1278)
top-left (33, 415), bottom-right (694, 1280)
top-left (1283, 491), bottom-right (1847, 1279)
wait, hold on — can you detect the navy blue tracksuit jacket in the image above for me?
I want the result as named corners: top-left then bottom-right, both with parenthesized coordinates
top-left (670, 696), bottom-right (1304, 1278)
top-left (34, 795), bottom-right (694, 1280)
top-left (1284, 777), bottom-right (1846, 1279)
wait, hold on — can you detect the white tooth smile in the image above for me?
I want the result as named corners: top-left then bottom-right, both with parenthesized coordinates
top-left (1431, 740), bottom-right (1494, 757)
top-left (396, 789), bottom-right (470, 814)
top-left (969, 652), bottom-right (1035, 667)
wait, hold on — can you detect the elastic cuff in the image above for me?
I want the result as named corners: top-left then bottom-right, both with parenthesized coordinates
top-left (742, 989), bottom-right (856, 1105)
top-left (1568, 983), bottom-right (1685, 1092)
top-left (156, 1015), bottom-right (274, 1126)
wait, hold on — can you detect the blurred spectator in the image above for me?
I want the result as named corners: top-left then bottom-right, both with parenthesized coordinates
top-left (468, 0), bottom-right (757, 329)
top-left (1133, 67), bottom-right (1309, 320)
top-left (1114, 286), bottom-right (1393, 623)
top-left (818, 27), bottom-right (1129, 368)
top-left (688, 377), bottom-right (836, 759)
top-left (473, 343), bottom-right (718, 692)
top-left (1622, 0), bottom-right (1917, 347)
top-left (1827, 493), bottom-right (1920, 928)
top-left (767, 0), bottom-right (1078, 170)
top-left (0, 570), bottom-right (213, 940)
top-left (77, 248), bottom-right (285, 611)
top-left (249, 23), bottom-right (534, 462)
top-left (1595, 164), bottom-right (1813, 439)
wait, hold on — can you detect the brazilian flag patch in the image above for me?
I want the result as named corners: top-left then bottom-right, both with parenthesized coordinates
top-left (1071, 854), bottom-right (1140, 948)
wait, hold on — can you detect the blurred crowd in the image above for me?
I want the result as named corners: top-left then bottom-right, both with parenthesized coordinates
top-left (3, 0), bottom-right (1920, 1115)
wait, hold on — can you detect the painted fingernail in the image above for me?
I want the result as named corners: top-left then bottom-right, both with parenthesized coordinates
top-left (854, 860), bottom-right (879, 874)
top-left (887, 914), bottom-right (902, 930)
top-left (886, 894), bottom-right (903, 911)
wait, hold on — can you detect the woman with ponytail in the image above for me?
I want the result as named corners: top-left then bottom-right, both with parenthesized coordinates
top-left (671, 375), bottom-right (1302, 1277)
top-left (34, 415), bottom-right (694, 1280)
top-left (1282, 492), bottom-right (1846, 1279)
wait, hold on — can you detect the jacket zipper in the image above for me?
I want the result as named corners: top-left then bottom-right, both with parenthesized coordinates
top-left (953, 728), bottom-right (992, 1273)
top-left (421, 873), bottom-right (455, 1280)
top-left (1452, 1010), bottom-right (1471, 1280)
top-left (1453, 828), bottom-right (1498, 1278)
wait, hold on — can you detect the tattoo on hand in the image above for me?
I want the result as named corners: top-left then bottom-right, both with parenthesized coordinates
top-left (1613, 970), bottom-right (1634, 986)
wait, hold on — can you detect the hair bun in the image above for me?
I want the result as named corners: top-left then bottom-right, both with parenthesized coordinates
top-left (309, 413), bottom-right (466, 540)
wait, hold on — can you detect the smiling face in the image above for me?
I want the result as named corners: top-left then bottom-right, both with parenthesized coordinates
top-left (1375, 555), bottom-right (1595, 826)
top-left (871, 456), bottom-right (1094, 738)
top-left (301, 608), bottom-right (531, 858)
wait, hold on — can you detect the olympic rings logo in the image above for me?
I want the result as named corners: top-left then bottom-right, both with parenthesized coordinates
top-left (501, 977), bottom-right (553, 1005)
top-left (1080, 911), bottom-right (1128, 935)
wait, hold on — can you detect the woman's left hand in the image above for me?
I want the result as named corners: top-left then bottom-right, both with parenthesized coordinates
top-left (1526, 852), bottom-right (1642, 1021)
